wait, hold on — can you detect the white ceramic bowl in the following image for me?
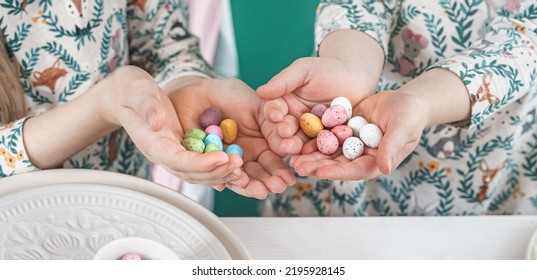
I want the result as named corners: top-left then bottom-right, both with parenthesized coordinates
top-left (94, 237), bottom-right (180, 260)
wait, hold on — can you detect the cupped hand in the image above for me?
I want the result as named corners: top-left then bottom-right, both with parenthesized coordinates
top-left (290, 90), bottom-right (428, 180)
top-left (108, 66), bottom-right (240, 186)
top-left (256, 57), bottom-right (378, 156)
top-left (169, 77), bottom-right (296, 199)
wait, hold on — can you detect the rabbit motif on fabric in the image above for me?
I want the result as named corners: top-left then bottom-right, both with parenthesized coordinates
top-left (398, 28), bottom-right (428, 76)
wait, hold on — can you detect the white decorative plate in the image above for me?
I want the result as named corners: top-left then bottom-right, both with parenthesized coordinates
top-left (525, 227), bottom-right (537, 260)
top-left (0, 169), bottom-right (250, 260)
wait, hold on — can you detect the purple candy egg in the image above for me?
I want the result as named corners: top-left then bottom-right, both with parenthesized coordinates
top-left (199, 107), bottom-right (223, 129)
top-left (311, 104), bottom-right (329, 119)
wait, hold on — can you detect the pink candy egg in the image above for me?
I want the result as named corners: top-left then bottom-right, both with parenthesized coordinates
top-left (311, 104), bottom-right (329, 119)
top-left (331, 125), bottom-right (353, 145)
top-left (204, 125), bottom-right (223, 140)
top-left (316, 130), bottom-right (339, 155)
top-left (330, 97), bottom-right (353, 120)
top-left (321, 104), bottom-right (348, 128)
top-left (121, 253), bottom-right (142, 260)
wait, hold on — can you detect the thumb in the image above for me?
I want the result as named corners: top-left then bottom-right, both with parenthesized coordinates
top-left (376, 119), bottom-right (420, 175)
top-left (256, 57), bottom-right (312, 100)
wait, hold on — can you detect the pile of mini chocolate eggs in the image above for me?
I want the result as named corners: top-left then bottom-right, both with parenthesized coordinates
top-left (300, 97), bottom-right (383, 160)
top-left (181, 107), bottom-right (244, 157)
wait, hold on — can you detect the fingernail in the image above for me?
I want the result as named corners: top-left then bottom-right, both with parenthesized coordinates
top-left (268, 108), bottom-right (283, 122)
top-left (389, 157), bottom-right (397, 173)
top-left (289, 156), bottom-right (296, 167)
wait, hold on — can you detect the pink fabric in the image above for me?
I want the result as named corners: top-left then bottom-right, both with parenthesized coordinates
top-left (189, 0), bottom-right (222, 65)
top-left (152, 164), bottom-right (183, 191)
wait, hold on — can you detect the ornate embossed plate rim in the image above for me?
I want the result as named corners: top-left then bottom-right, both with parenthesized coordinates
top-left (0, 184), bottom-right (228, 259)
top-left (0, 169), bottom-right (250, 260)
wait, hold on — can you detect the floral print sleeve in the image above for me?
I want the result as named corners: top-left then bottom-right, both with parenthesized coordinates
top-left (0, 118), bottom-right (36, 177)
top-left (315, 0), bottom-right (401, 55)
top-left (431, 1), bottom-right (537, 127)
top-left (0, 1), bottom-right (204, 179)
top-left (127, 0), bottom-right (213, 88)
top-left (271, 0), bottom-right (537, 216)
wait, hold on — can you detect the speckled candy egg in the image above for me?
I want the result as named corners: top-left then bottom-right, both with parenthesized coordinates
top-left (203, 143), bottom-right (220, 153)
top-left (199, 107), bottom-right (223, 129)
top-left (331, 97), bottom-right (352, 120)
top-left (316, 130), bottom-right (339, 155)
top-left (204, 125), bottom-right (223, 140)
top-left (359, 123), bottom-right (383, 148)
top-left (300, 113), bottom-right (324, 138)
top-left (310, 104), bottom-right (329, 119)
top-left (184, 128), bottom-right (206, 141)
top-left (121, 253), bottom-right (142, 260)
top-left (347, 116), bottom-right (368, 136)
top-left (220, 119), bottom-right (238, 144)
top-left (182, 138), bottom-right (205, 153)
top-left (204, 133), bottom-right (223, 150)
top-left (321, 104), bottom-right (348, 128)
top-left (342, 137), bottom-right (364, 160)
top-left (226, 144), bottom-right (244, 158)
top-left (331, 125), bottom-right (353, 145)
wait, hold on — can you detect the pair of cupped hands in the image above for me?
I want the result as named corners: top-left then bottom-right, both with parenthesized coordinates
top-left (113, 57), bottom-right (426, 199)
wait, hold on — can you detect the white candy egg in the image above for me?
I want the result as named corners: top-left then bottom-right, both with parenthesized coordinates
top-left (342, 137), bottom-right (364, 160)
top-left (359, 123), bottom-right (383, 148)
top-left (330, 97), bottom-right (352, 121)
top-left (347, 116), bottom-right (368, 136)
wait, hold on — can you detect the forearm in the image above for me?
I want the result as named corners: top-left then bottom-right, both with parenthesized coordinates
top-left (23, 79), bottom-right (119, 168)
top-left (399, 68), bottom-right (471, 127)
top-left (318, 30), bottom-right (385, 93)
top-left (319, 29), bottom-right (384, 69)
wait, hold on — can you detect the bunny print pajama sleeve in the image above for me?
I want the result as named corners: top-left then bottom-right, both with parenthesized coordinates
top-left (268, 0), bottom-right (537, 216)
top-left (0, 0), bottom-right (211, 178)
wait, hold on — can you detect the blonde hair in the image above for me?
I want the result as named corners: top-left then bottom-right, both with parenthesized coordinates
top-left (0, 33), bottom-right (26, 124)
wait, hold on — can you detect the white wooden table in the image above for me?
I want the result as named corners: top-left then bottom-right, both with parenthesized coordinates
top-left (222, 216), bottom-right (537, 260)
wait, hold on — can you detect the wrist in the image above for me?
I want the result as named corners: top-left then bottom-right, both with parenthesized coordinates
top-left (96, 73), bottom-right (122, 129)
top-left (399, 68), bottom-right (471, 127)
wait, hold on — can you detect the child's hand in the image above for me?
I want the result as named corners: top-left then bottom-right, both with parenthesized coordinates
top-left (256, 56), bottom-right (379, 156)
top-left (169, 77), bottom-right (296, 199)
top-left (290, 90), bottom-right (428, 180)
top-left (103, 66), bottom-right (240, 186)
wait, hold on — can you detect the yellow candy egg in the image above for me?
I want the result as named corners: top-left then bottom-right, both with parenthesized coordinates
top-left (300, 113), bottom-right (324, 138)
top-left (220, 118), bottom-right (238, 144)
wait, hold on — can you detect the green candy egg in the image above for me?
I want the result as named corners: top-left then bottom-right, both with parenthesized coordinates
top-left (182, 138), bottom-right (205, 153)
top-left (184, 128), bottom-right (206, 141)
top-left (203, 143), bottom-right (220, 153)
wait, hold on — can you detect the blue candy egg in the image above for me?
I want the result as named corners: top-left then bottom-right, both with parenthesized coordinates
top-left (225, 144), bottom-right (243, 158)
top-left (204, 133), bottom-right (223, 150)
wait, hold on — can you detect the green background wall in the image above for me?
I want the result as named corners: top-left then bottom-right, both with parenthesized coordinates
top-left (213, 0), bottom-right (320, 217)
